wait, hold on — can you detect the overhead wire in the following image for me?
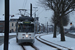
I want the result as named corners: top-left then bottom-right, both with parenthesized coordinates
top-left (22, 0), bottom-right (26, 8)
top-left (24, 0), bottom-right (27, 8)
top-left (37, 9), bottom-right (45, 16)
top-left (22, 0), bottom-right (27, 8)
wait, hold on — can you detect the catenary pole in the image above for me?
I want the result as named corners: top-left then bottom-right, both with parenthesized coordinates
top-left (47, 22), bottom-right (48, 34)
top-left (30, 3), bottom-right (32, 17)
top-left (4, 0), bottom-right (9, 50)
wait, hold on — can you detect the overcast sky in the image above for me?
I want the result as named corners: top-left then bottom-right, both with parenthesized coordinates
top-left (0, 0), bottom-right (54, 25)
top-left (1, 0), bottom-right (75, 26)
top-left (10, 0), bottom-right (54, 25)
top-left (0, 0), bottom-right (4, 15)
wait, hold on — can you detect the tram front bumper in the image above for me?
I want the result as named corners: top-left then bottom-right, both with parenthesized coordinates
top-left (18, 39), bottom-right (34, 44)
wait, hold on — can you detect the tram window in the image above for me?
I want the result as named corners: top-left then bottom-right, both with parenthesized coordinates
top-left (18, 24), bottom-right (34, 32)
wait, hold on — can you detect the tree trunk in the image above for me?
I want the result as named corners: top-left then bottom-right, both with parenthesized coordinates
top-left (53, 23), bottom-right (57, 38)
top-left (60, 18), bottom-right (65, 41)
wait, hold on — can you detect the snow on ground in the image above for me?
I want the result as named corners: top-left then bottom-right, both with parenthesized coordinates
top-left (41, 33), bottom-right (75, 50)
top-left (71, 33), bottom-right (75, 35)
top-left (1, 38), bottom-right (22, 50)
top-left (24, 46), bottom-right (35, 50)
top-left (0, 45), bottom-right (2, 50)
top-left (0, 32), bottom-right (75, 50)
top-left (69, 32), bottom-right (75, 35)
top-left (0, 33), bottom-right (16, 36)
top-left (0, 33), bottom-right (56, 50)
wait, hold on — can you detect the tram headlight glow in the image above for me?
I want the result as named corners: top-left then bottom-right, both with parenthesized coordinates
top-left (26, 35), bottom-right (28, 37)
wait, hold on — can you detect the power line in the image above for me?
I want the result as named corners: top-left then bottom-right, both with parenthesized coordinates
top-left (22, 0), bottom-right (25, 8)
top-left (24, 0), bottom-right (27, 8)
top-left (37, 9), bottom-right (45, 16)
top-left (22, 0), bottom-right (27, 8)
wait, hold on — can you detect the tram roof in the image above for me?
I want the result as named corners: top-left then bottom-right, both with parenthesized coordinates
top-left (18, 16), bottom-right (34, 21)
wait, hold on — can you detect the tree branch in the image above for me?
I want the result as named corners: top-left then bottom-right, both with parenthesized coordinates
top-left (64, 9), bottom-right (75, 16)
top-left (64, 0), bottom-right (74, 13)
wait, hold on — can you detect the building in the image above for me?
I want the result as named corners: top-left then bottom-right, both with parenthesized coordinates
top-left (39, 24), bottom-right (45, 32)
top-left (34, 17), bottom-right (39, 34)
top-left (0, 15), bottom-right (5, 33)
top-left (9, 19), bottom-right (17, 32)
top-left (48, 25), bottom-right (54, 32)
top-left (0, 14), bottom-right (40, 33)
top-left (0, 21), bottom-right (5, 32)
top-left (9, 15), bottom-right (20, 32)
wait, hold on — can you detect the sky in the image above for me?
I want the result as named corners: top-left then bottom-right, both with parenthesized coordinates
top-left (0, 0), bottom-right (54, 25)
top-left (0, 0), bottom-right (4, 15)
top-left (0, 0), bottom-right (75, 27)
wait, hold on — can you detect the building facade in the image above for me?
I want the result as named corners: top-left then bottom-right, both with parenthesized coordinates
top-left (0, 21), bottom-right (5, 33)
top-left (9, 19), bottom-right (17, 33)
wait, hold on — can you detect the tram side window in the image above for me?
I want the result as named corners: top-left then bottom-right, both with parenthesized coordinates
top-left (18, 24), bottom-right (22, 32)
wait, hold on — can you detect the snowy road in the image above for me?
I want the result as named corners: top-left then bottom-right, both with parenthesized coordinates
top-left (0, 35), bottom-right (16, 45)
top-left (0, 33), bottom-right (75, 50)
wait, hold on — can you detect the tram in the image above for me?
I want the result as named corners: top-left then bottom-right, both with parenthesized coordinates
top-left (16, 16), bottom-right (35, 44)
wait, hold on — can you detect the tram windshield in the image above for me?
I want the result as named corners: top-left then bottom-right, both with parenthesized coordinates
top-left (18, 24), bottom-right (34, 32)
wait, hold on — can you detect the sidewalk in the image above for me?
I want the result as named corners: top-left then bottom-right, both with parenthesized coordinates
top-left (41, 33), bottom-right (75, 50)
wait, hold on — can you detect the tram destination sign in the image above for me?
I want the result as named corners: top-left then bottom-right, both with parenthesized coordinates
top-left (18, 21), bottom-right (34, 24)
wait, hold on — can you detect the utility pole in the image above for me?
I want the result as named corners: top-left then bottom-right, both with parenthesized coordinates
top-left (4, 0), bottom-right (9, 50)
top-left (45, 17), bottom-right (47, 33)
top-left (33, 7), bottom-right (38, 17)
top-left (47, 22), bottom-right (48, 34)
top-left (30, 3), bottom-right (32, 17)
top-left (33, 7), bottom-right (38, 34)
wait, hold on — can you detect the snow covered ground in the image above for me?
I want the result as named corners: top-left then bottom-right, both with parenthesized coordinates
top-left (71, 33), bottom-right (75, 35)
top-left (0, 32), bottom-right (75, 50)
top-left (41, 33), bottom-right (75, 50)
top-left (69, 32), bottom-right (75, 35)
top-left (0, 33), bottom-right (16, 36)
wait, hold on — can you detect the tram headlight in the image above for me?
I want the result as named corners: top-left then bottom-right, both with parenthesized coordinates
top-left (26, 35), bottom-right (28, 37)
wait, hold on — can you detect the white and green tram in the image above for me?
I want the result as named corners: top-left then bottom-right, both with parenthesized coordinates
top-left (16, 16), bottom-right (35, 44)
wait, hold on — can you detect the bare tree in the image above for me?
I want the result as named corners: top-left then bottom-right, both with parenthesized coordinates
top-left (38, 0), bottom-right (75, 41)
top-left (52, 15), bottom-right (69, 26)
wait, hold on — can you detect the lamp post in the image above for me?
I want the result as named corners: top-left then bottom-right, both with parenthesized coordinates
top-left (4, 0), bottom-right (9, 50)
top-left (33, 7), bottom-right (38, 34)
top-left (45, 17), bottom-right (47, 33)
top-left (33, 7), bottom-right (38, 17)
top-left (47, 22), bottom-right (48, 34)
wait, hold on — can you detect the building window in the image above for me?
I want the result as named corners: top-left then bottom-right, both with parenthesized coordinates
top-left (15, 23), bottom-right (17, 26)
top-left (12, 23), bottom-right (13, 26)
top-left (11, 29), bottom-right (14, 32)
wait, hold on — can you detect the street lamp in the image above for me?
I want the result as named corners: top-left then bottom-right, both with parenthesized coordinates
top-left (33, 7), bottom-right (38, 17)
top-left (33, 7), bottom-right (38, 34)
top-left (44, 17), bottom-right (47, 33)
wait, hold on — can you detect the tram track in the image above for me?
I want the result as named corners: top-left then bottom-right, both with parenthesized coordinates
top-left (30, 44), bottom-right (39, 50)
top-left (20, 43), bottom-right (39, 50)
top-left (35, 34), bottom-right (72, 50)
top-left (20, 44), bottom-right (26, 50)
